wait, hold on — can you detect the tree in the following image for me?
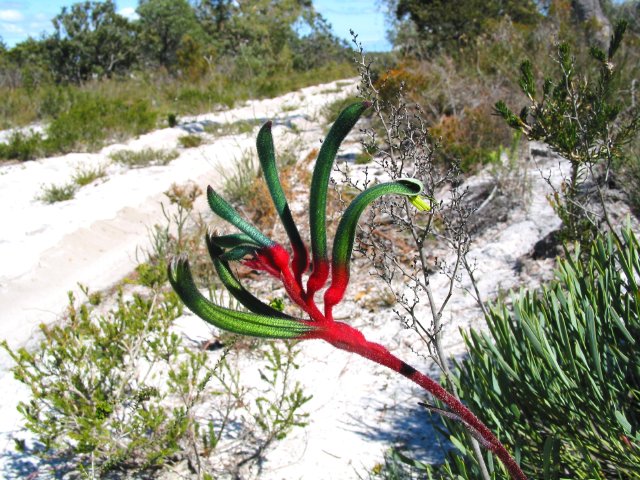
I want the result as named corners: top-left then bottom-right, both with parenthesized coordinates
top-left (195, 0), bottom-right (344, 75)
top-left (392, 0), bottom-right (542, 54)
top-left (3, 37), bottom-right (53, 89)
top-left (50, 0), bottom-right (137, 82)
top-left (137, 0), bottom-right (206, 69)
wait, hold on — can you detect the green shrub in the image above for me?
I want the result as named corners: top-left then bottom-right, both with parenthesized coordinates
top-left (37, 182), bottom-right (77, 203)
top-left (496, 20), bottom-right (639, 245)
top-left (203, 118), bottom-right (262, 137)
top-left (417, 226), bottom-right (640, 479)
top-left (109, 148), bottom-right (179, 168)
top-left (0, 130), bottom-right (43, 161)
top-left (71, 164), bottom-right (106, 186)
top-left (1, 289), bottom-right (212, 476)
top-left (221, 150), bottom-right (258, 205)
top-left (178, 134), bottom-right (203, 148)
top-left (44, 95), bottom-right (158, 154)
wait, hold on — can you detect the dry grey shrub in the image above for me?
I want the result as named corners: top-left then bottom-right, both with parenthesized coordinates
top-left (333, 34), bottom-right (502, 478)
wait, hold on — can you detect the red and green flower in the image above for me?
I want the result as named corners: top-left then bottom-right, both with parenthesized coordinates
top-left (168, 102), bottom-right (527, 480)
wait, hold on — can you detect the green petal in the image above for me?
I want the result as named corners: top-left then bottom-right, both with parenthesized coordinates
top-left (219, 245), bottom-right (257, 262)
top-left (257, 122), bottom-right (308, 265)
top-left (309, 101), bottom-right (370, 266)
top-left (209, 233), bottom-right (260, 249)
top-left (207, 186), bottom-right (273, 248)
top-left (168, 257), bottom-right (315, 339)
top-left (333, 178), bottom-right (424, 273)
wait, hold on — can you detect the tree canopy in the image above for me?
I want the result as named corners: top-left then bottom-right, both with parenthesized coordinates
top-left (393, 0), bottom-right (542, 54)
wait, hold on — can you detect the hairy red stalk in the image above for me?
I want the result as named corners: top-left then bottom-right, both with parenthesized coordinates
top-left (304, 322), bottom-right (528, 480)
top-left (290, 242), bottom-right (309, 290)
top-left (257, 244), bottom-right (326, 322)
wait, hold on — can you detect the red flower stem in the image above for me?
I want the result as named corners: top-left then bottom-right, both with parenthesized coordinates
top-left (312, 324), bottom-right (527, 480)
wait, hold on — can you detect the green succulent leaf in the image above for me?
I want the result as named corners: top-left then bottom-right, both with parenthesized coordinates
top-left (168, 257), bottom-right (315, 339)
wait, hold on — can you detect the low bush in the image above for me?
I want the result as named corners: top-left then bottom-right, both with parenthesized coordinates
top-left (3, 179), bottom-right (312, 476)
top-left (221, 150), bottom-right (259, 205)
top-left (2, 288), bottom-right (211, 477)
top-left (203, 118), bottom-right (262, 137)
top-left (37, 182), bottom-right (77, 203)
top-left (45, 95), bottom-right (158, 154)
top-left (0, 130), bottom-right (43, 161)
top-left (178, 134), bottom-right (204, 148)
top-left (71, 164), bottom-right (106, 186)
top-left (109, 148), bottom-right (179, 168)
top-left (410, 226), bottom-right (640, 478)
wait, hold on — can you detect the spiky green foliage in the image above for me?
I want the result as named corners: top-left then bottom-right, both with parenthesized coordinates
top-left (417, 226), bottom-right (640, 479)
top-left (1, 290), bottom-right (206, 476)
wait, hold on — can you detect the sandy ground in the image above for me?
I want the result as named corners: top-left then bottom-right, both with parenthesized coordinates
top-left (0, 79), bottom-right (360, 477)
top-left (1, 76), bottom-right (609, 478)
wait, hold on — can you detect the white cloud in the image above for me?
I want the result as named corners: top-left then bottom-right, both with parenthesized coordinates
top-left (117, 7), bottom-right (138, 20)
top-left (0, 21), bottom-right (24, 33)
top-left (0, 9), bottom-right (23, 22)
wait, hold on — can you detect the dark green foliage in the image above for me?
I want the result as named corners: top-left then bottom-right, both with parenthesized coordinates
top-left (44, 95), bottom-right (157, 153)
top-left (496, 20), bottom-right (640, 244)
top-left (178, 134), bottom-right (204, 148)
top-left (394, 0), bottom-right (541, 55)
top-left (109, 148), bottom-right (179, 168)
top-left (137, 0), bottom-right (206, 69)
top-left (49, 0), bottom-right (138, 83)
top-left (37, 182), bottom-right (77, 203)
top-left (0, 131), bottom-right (43, 161)
top-left (419, 227), bottom-right (640, 478)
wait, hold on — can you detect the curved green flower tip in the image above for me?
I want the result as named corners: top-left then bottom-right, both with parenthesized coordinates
top-left (333, 179), bottom-right (423, 270)
top-left (209, 232), bottom-right (260, 250)
top-left (409, 195), bottom-right (432, 212)
top-left (310, 101), bottom-right (371, 264)
top-left (325, 178), bottom-right (424, 310)
top-left (168, 256), bottom-right (315, 339)
top-left (206, 186), bottom-right (273, 248)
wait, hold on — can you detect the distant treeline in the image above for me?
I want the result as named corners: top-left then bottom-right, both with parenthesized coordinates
top-left (0, 0), bottom-right (351, 87)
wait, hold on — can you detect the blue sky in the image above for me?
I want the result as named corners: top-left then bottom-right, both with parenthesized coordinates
top-left (0, 0), bottom-right (392, 51)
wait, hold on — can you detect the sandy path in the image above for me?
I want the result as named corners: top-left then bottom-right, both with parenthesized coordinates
top-left (0, 79), bottom-right (358, 475)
